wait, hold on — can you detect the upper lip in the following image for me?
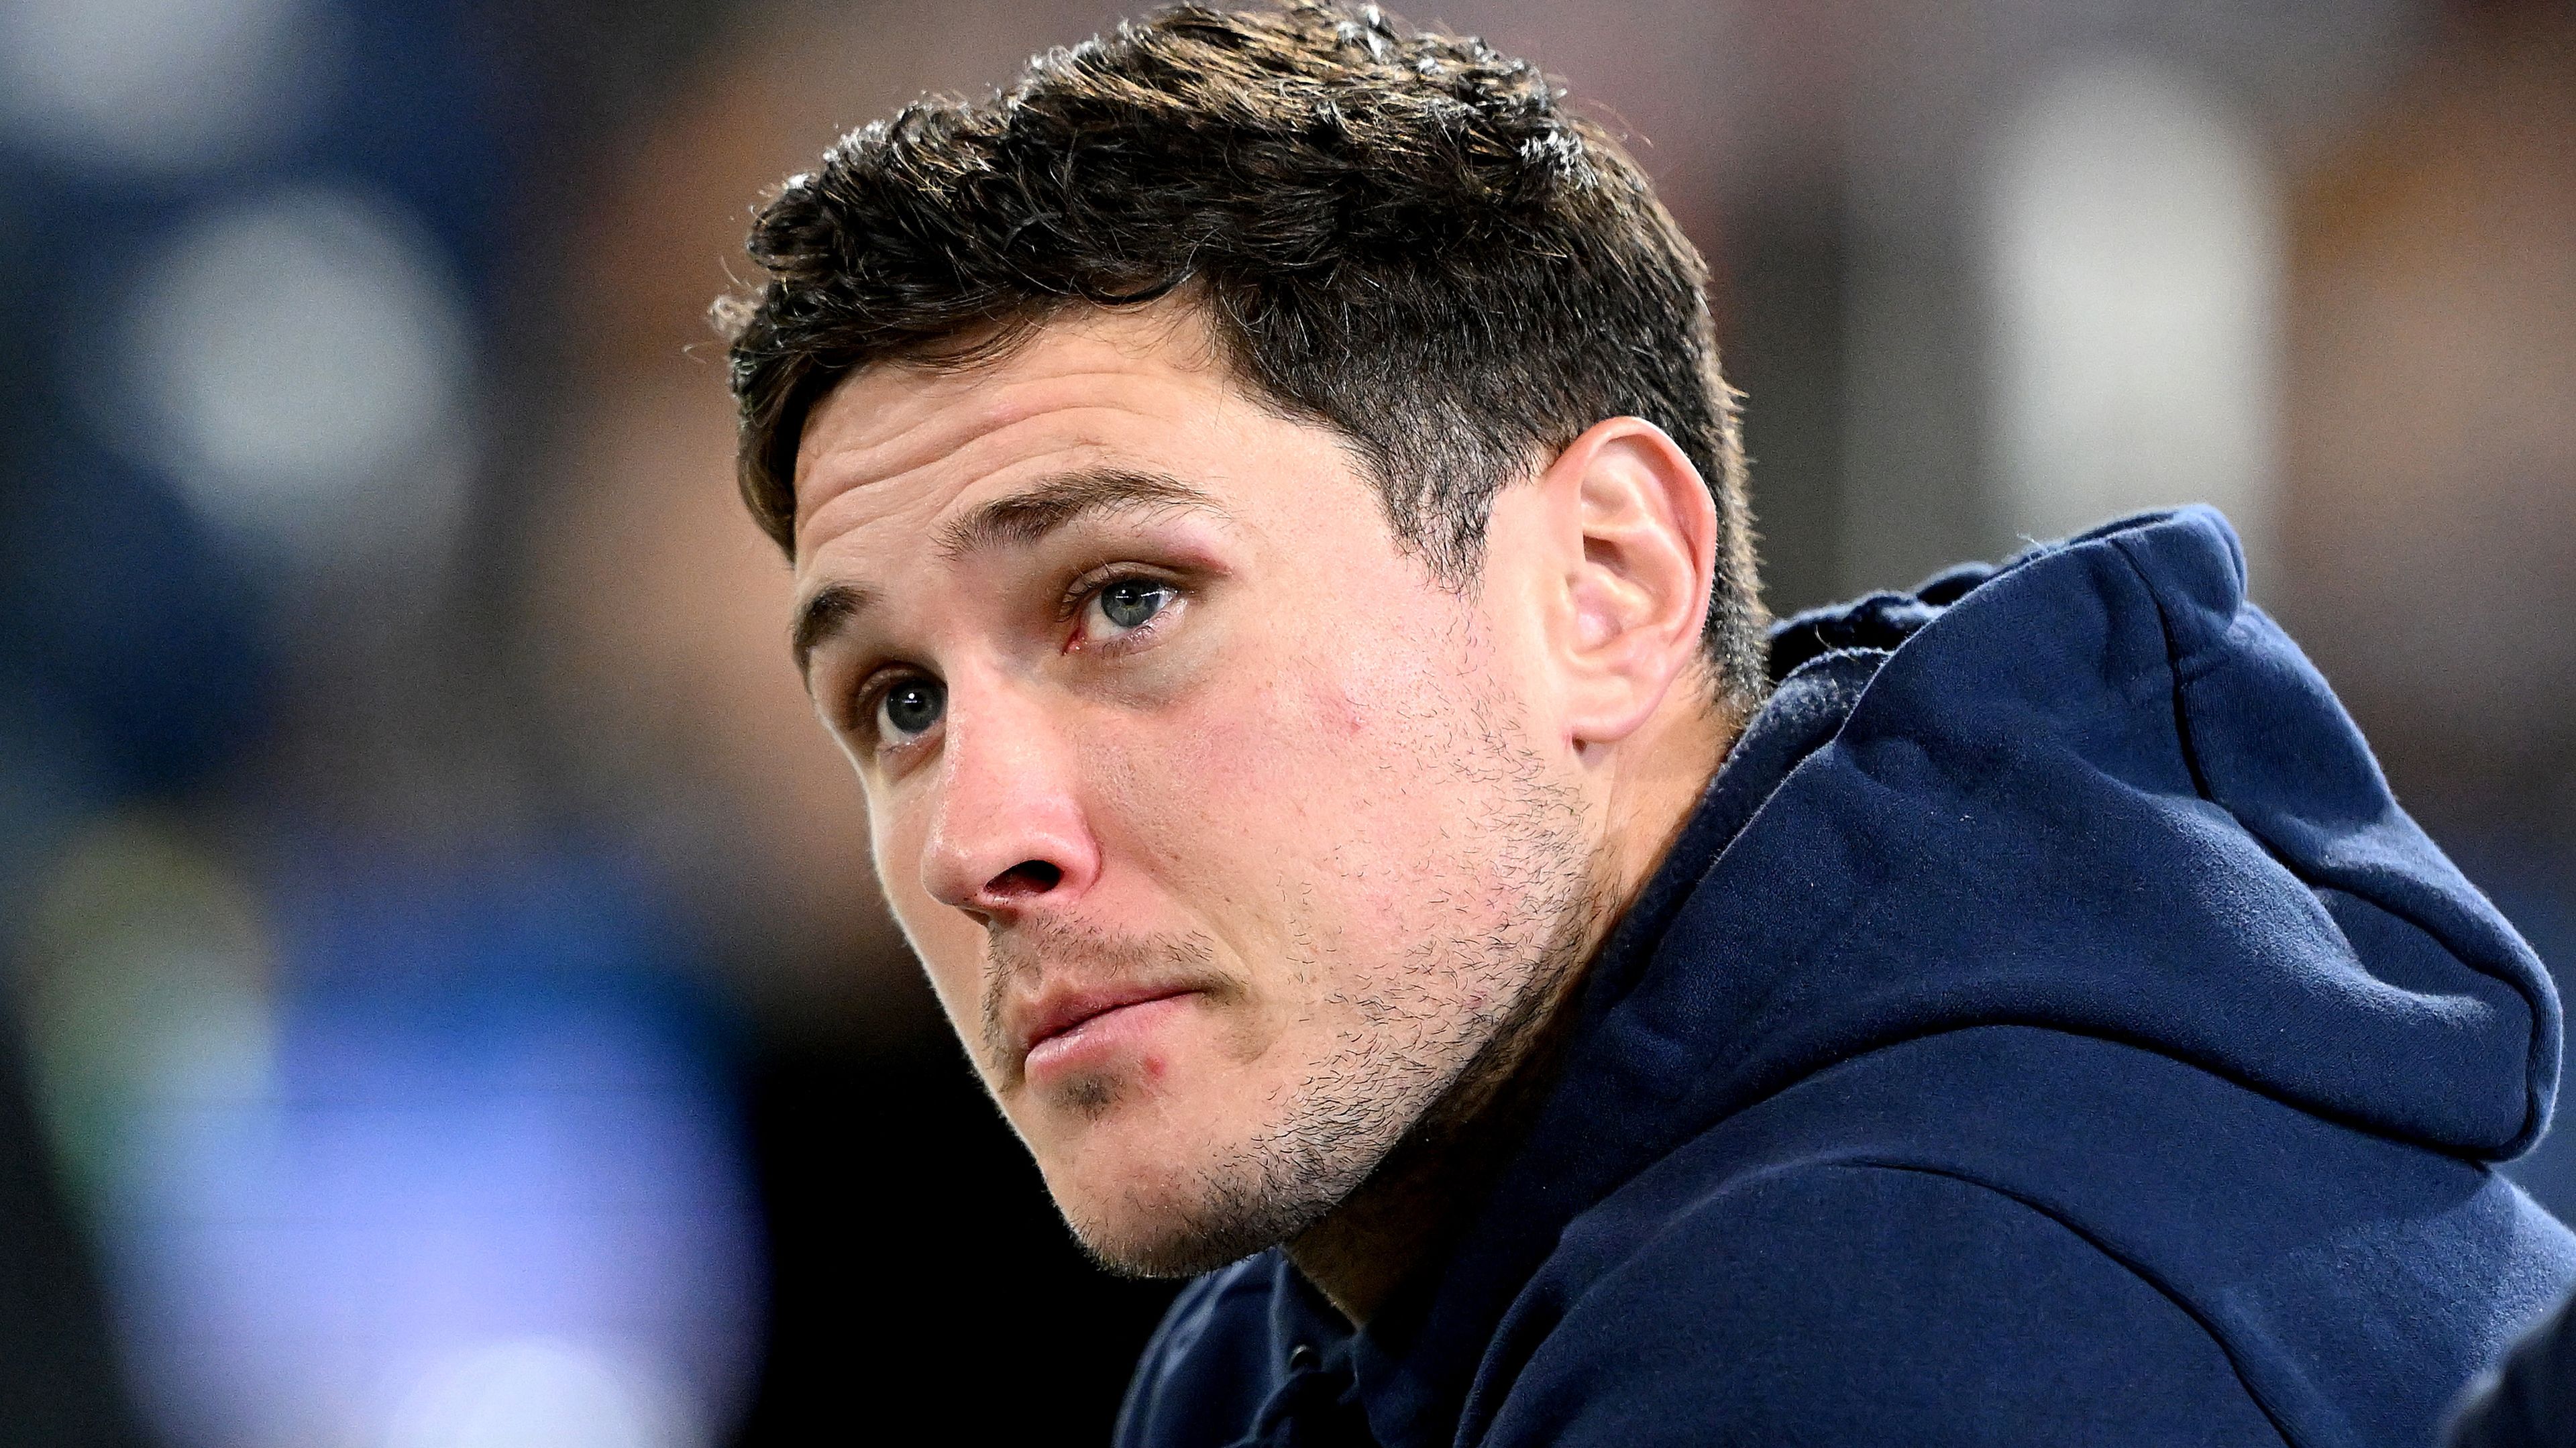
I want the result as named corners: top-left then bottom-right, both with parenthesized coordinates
top-left (1010, 981), bottom-right (1199, 1060)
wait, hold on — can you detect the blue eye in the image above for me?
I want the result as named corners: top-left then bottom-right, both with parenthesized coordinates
top-left (1097, 579), bottom-right (1173, 630)
top-left (876, 677), bottom-right (945, 741)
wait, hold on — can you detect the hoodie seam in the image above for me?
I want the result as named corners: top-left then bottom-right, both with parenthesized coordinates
top-left (2104, 531), bottom-right (2553, 1158)
top-left (1817, 1160), bottom-right (2301, 1448)
top-left (2105, 533), bottom-right (2223, 803)
top-left (1736, 1019), bottom-right (2493, 1189)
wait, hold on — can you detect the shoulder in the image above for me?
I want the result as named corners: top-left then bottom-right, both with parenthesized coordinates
top-left (1115, 1254), bottom-right (1284, 1448)
top-left (1483, 1161), bottom-right (2285, 1447)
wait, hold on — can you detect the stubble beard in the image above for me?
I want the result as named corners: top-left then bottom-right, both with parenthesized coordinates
top-left (1060, 688), bottom-right (1614, 1280)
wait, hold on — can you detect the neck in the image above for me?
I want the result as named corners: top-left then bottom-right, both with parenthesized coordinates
top-left (1287, 695), bottom-right (1742, 1325)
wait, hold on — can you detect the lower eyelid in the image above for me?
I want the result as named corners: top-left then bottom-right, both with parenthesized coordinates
top-left (872, 709), bottom-right (941, 755)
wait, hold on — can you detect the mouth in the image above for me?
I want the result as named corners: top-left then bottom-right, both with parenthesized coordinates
top-left (1013, 984), bottom-right (1203, 1079)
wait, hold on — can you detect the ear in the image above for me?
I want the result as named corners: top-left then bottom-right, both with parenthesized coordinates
top-left (1502, 417), bottom-right (1719, 748)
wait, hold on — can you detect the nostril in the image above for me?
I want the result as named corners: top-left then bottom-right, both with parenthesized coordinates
top-left (987, 860), bottom-right (1063, 899)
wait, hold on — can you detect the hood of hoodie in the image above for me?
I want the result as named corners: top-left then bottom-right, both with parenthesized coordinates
top-left (1635, 502), bottom-right (2559, 1158)
top-left (1335, 505), bottom-right (2561, 1447)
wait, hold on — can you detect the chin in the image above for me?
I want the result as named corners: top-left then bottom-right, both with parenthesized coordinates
top-left (1055, 1179), bottom-right (1293, 1279)
top-left (1034, 1107), bottom-right (1370, 1280)
top-left (1031, 1114), bottom-right (1232, 1277)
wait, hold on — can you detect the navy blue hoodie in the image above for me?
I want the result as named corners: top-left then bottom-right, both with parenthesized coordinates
top-left (1113, 508), bottom-right (2576, 1448)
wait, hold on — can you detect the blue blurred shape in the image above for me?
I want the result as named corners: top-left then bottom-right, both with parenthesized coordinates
top-left (108, 846), bottom-right (761, 1448)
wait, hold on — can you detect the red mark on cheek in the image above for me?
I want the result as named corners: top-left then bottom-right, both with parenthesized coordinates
top-left (1142, 1055), bottom-right (1169, 1081)
top-left (1304, 676), bottom-right (1366, 738)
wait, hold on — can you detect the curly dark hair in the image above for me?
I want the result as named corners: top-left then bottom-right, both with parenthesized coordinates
top-left (718, 1), bottom-right (1766, 707)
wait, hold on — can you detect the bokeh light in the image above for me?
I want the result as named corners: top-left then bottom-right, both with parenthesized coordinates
top-left (109, 186), bottom-right (474, 573)
top-left (0, 0), bottom-right (331, 174)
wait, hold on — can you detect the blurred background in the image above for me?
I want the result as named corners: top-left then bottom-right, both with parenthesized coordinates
top-left (0, 0), bottom-right (2569, 1441)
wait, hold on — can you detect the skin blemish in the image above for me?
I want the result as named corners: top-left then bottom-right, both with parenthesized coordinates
top-left (1320, 674), bottom-right (1366, 736)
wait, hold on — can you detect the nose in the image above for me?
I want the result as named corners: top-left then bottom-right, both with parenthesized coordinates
top-left (917, 677), bottom-right (1097, 923)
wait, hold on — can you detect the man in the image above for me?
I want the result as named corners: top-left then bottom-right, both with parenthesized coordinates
top-left (717, 5), bottom-right (2576, 1442)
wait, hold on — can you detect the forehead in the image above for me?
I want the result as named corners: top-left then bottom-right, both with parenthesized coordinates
top-left (790, 304), bottom-right (1283, 569)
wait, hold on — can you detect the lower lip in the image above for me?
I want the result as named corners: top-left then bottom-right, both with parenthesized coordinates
top-left (1024, 993), bottom-right (1198, 1082)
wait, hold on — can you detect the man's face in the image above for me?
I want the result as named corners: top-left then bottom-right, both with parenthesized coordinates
top-left (791, 305), bottom-right (1604, 1274)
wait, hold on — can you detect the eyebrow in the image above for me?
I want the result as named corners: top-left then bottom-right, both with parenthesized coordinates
top-left (790, 467), bottom-right (1228, 682)
top-left (791, 581), bottom-right (871, 683)
top-left (931, 467), bottom-right (1225, 561)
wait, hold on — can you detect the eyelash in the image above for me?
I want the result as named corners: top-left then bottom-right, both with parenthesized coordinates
top-left (1059, 565), bottom-right (1185, 649)
top-left (845, 567), bottom-right (1186, 746)
top-left (845, 673), bottom-right (908, 745)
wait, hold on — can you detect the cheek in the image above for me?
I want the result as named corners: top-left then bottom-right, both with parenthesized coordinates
top-left (1099, 633), bottom-right (1460, 912)
top-left (869, 792), bottom-right (983, 1026)
top-left (1102, 663), bottom-right (1340, 851)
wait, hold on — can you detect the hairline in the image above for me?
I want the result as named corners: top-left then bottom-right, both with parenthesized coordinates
top-left (765, 290), bottom-right (1334, 555)
top-left (724, 3), bottom-right (1768, 710)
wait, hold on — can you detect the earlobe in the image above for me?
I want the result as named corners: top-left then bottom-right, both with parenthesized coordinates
top-left (1542, 419), bottom-right (1719, 746)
